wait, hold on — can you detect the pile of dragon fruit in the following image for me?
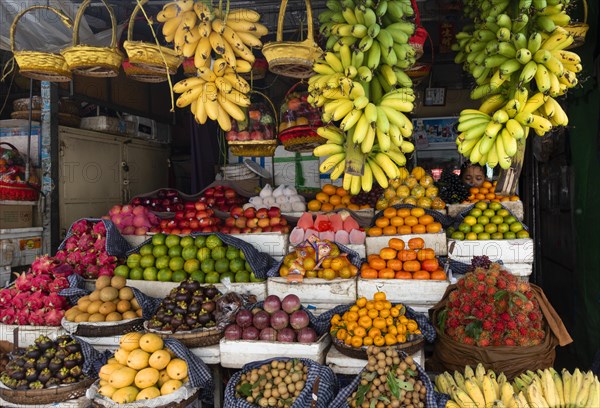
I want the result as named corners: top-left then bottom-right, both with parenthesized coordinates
top-left (440, 257), bottom-right (545, 347)
top-left (54, 220), bottom-right (118, 279)
top-left (0, 257), bottom-right (71, 326)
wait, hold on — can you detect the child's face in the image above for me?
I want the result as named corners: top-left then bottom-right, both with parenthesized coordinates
top-left (462, 166), bottom-right (485, 187)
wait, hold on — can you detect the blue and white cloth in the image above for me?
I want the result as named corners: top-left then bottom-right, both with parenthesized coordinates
top-left (73, 336), bottom-right (112, 378)
top-left (58, 218), bottom-right (131, 258)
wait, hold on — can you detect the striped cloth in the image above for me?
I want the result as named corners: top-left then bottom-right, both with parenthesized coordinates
top-left (73, 336), bottom-right (112, 378)
top-left (266, 242), bottom-right (363, 278)
top-left (58, 218), bottom-right (131, 258)
top-left (330, 350), bottom-right (449, 408)
top-left (372, 204), bottom-right (455, 229)
top-left (224, 357), bottom-right (339, 408)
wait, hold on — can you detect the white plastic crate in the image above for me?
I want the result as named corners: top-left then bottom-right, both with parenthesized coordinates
top-left (0, 227), bottom-right (43, 267)
top-left (447, 238), bottom-right (534, 263)
top-left (357, 278), bottom-right (450, 312)
top-left (267, 277), bottom-right (357, 305)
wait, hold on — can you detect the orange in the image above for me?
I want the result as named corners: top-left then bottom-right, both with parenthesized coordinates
top-left (396, 334), bottom-right (407, 343)
top-left (379, 309), bottom-right (390, 319)
top-left (387, 325), bottom-right (398, 335)
top-left (469, 187), bottom-right (479, 195)
top-left (367, 254), bottom-right (380, 263)
top-left (363, 336), bottom-right (373, 346)
top-left (479, 188), bottom-right (489, 194)
top-left (336, 329), bottom-right (348, 341)
top-left (346, 311), bottom-right (359, 322)
top-left (396, 208), bottom-right (411, 218)
top-left (421, 258), bottom-right (439, 272)
top-left (476, 193), bottom-right (486, 200)
top-left (373, 292), bottom-right (386, 301)
top-left (322, 184), bottom-right (336, 195)
top-left (367, 309), bottom-right (379, 319)
top-left (344, 335), bottom-right (353, 346)
top-left (398, 225), bottom-right (412, 235)
top-left (408, 237), bottom-right (425, 250)
top-left (385, 333), bottom-right (397, 346)
top-left (416, 248), bottom-right (435, 261)
top-left (316, 192), bottom-right (330, 203)
top-left (379, 248), bottom-right (397, 260)
top-left (360, 204), bottom-right (371, 209)
top-left (410, 207), bottom-right (425, 217)
top-left (307, 200), bottom-right (321, 211)
top-left (403, 260), bottom-right (421, 272)
top-left (321, 203), bottom-right (334, 212)
top-left (358, 315), bottom-right (372, 329)
top-left (373, 317), bottom-right (387, 330)
top-left (426, 222), bottom-right (442, 233)
top-left (348, 203), bottom-right (360, 210)
top-left (378, 268), bottom-right (395, 279)
top-left (369, 257), bottom-right (386, 271)
top-left (365, 300), bottom-right (375, 310)
top-left (358, 308), bottom-right (368, 317)
top-left (398, 249), bottom-right (417, 261)
top-left (349, 305), bottom-right (360, 313)
top-left (375, 217), bottom-right (390, 228)
top-left (351, 336), bottom-right (363, 348)
top-left (341, 195), bottom-right (352, 205)
top-left (482, 181), bottom-right (493, 189)
top-left (390, 216), bottom-right (405, 227)
top-left (354, 327), bottom-right (366, 338)
top-left (387, 259), bottom-right (403, 271)
top-left (330, 258), bottom-right (345, 271)
top-left (383, 226), bottom-right (397, 236)
top-left (485, 193), bottom-right (496, 200)
top-left (383, 208), bottom-right (397, 218)
top-left (395, 271), bottom-right (412, 279)
top-left (388, 238), bottom-right (405, 250)
top-left (336, 187), bottom-right (348, 197)
top-left (430, 270), bottom-right (447, 280)
top-left (411, 224), bottom-right (427, 234)
top-left (404, 216), bottom-right (418, 227)
top-left (373, 336), bottom-right (385, 346)
top-left (329, 195), bottom-right (342, 206)
top-left (368, 328), bottom-right (381, 338)
top-left (418, 214), bottom-right (434, 225)
top-left (510, 195), bottom-right (520, 201)
top-left (356, 297), bottom-right (367, 308)
top-left (413, 270), bottom-right (431, 280)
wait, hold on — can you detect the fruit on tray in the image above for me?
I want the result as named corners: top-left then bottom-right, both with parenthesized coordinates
top-left (307, 184), bottom-right (368, 212)
top-left (368, 207), bottom-right (443, 237)
top-left (235, 359), bottom-right (308, 406)
top-left (105, 205), bottom-right (161, 236)
top-left (131, 189), bottom-right (186, 213)
top-left (439, 260), bottom-right (544, 347)
top-left (447, 201), bottom-right (529, 240)
top-left (330, 292), bottom-right (421, 348)
top-left (436, 170), bottom-right (471, 205)
top-left (245, 184), bottom-right (306, 213)
top-left (64, 276), bottom-right (142, 323)
top-left (221, 206), bottom-right (290, 234)
top-left (376, 167), bottom-right (446, 211)
top-left (226, 101), bottom-right (276, 141)
top-left (289, 211), bottom-right (365, 246)
top-left (117, 234), bottom-right (262, 284)
top-left (279, 91), bottom-right (322, 133)
top-left (224, 294), bottom-right (318, 343)
top-left (98, 332), bottom-right (189, 402)
top-left (55, 220), bottom-right (118, 278)
top-left (350, 184), bottom-right (385, 209)
top-left (361, 238), bottom-right (447, 280)
top-left (196, 185), bottom-right (248, 213)
top-left (0, 334), bottom-right (84, 389)
top-left (349, 346), bottom-right (427, 408)
top-left (158, 201), bottom-right (221, 235)
top-left (147, 280), bottom-right (220, 333)
top-left (465, 181), bottom-right (520, 203)
top-left (280, 239), bottom-right (358, 280)
top-left (0, 256), bottom-right (71, 326)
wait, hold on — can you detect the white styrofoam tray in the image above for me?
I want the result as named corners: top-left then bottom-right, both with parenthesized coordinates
top-left (189, 344), bottom-right (220, 365)
top-left (447, 238), bottom-right (534, 263)
top-left (366, 232), bottom-right (448, 256)
top-left (267, 277), bottom-right (357, 304)
top-left (122, 234), bottom-right (150, 248)
top-left (219, 333), bottom-right (331, 368)
top-left (125, 279), bottom-right (267, 300)
top-left (228, 232), bottom-right (289, 256)
top-left (0, 324), bottom-right (66, 348)
top-left (357, 278), bottom-right (450, 306)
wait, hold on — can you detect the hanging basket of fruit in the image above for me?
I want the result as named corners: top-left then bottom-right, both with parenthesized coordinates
top-left (0, 142), bottom-right (40, 201)
top-left (407, 0), bottom-right (428, 61)
top-left (277, 82), bottom-right (326, 153)
top-left (228, 91), bottom-right (279, 157)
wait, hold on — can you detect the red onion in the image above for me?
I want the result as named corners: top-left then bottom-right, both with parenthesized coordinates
top-left (259, 327), bottom-right (278, 341)
top-left (277, 328), bottom-right (296, 342)
top-left (281, 294), bottom-right (301, 314)
top-left (296, 327), bottom-right (317, 343)
top-left (242, 326), bottom-right (260, 340)
top-left (263, 295), bottom-right (282, 314)
top-left (224, 324), bottom-right (242, 340)
top-left (235, 309), bottom-right (254, 328)
top-left (270, 310), bottom-right (289, 330)
top-left (290, 310), bottom-right (309, 330)
top-left (252, 310), bottom-right (271, 330)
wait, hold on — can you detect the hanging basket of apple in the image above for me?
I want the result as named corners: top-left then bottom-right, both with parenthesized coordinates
top-left (277, 82), bottom-right (326, 153)
top-left (227, 91), bottom-right (279, 157)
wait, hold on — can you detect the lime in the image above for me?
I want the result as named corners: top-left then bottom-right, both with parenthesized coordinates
top-left (516, 230), bottom-right (530, 239)
top-left (510, 222), bottom-right (524, 233)
top-left (140, 254), bottom-right (156, 268)
top-left (471, 224), bottom-right (484, 234)
top-left (245, 261), bottom-right (252, 272)
top-left (220, 272), bottom-right (235, 283)
top-left (497, 223), bottom-right (510, 233)
top-left (229, 258), bottom-right (245, 273)
top-left (211, 247), bottom-right (226, 260)
top-left (489, 202), bottom-right (502, 212)
top-left (129, 267), bottom-right (143, 280)
top-left (447, 227), bottom-right (456, 235)
top-left (484, 223), bottom-right (497, 234)
top-left (126, 254), bottom-right (141, 269)
top-left (250, 272), bottom-right (264, 282)
top-left (168, 245), bottom-right (183, 258)
top-left (483, 209), bottom-right (495, 218)
top-left (157, 268), bottom-right (173, 282)
top-left (172, 270), bottom-right (188, 282)
top-left (215, 258), bottom-right (230, 273)
top-left (205, 235), bottom-right (223, 249)
top-left (201, 259), bottom-right (215, 273)
top-left (184, 259), bottom-right (200, 273)
top-left (451, 231), bottom-right (465, 240)
top-left (504, 215), bottom-right (517, 225)
top-left (226, 246), bottom-right (240, 260)
top-left (152, 245), bottom-right (168, 258)
top-left (182, 246), bottom-right (198, 261)
top-left (190, 271), bottom-right (206, 283)
top-left (143, 267), bottom-right (158, 281)
top-left (234, 271), bottom-right (250, 283)
top-left (503, 231), bottom-right (517, 240)
top-left (458, 223), bottom-right (471, 234)
top-left (180, 236), bottom-right (195, 248)
top-left (113, 265), bottom-right (130, 278)
top-left (477, 216), bottom-right (489, 226)
top-left (475, 201), bottom-right (488, 211)
top-left (205, 272), bottom-right (220, 284)
top-left (194, 236), bottom-right (207, 248)
top-left (169, 257), bottom-right (185, 271)
top-left (139, 244), bottom-right (154, 256)
top-left (490, 215), bottom-right (504, 225)
top-left (165, 234), bottom-right (181, 248)
top-left (197, 247), bottom-right (211, 262)
top-left (469, 208), bottom-right (482, 218)
top-left (477, 232), bottom-right (490, 240)
top-left (463, 216), bottom-right (477, 226)
top-left (491, 232), bottom-right (504, 240)
top-left (155, 255), bottom-right (170, 270)
top-left (239, 249), bottom-right (246, 261)
top-left (465, 232), bottom-right (478, 240)
top-left (497, 209), bottom-right (510, 218)
top-left (151, 233), bottom-right (166, 246)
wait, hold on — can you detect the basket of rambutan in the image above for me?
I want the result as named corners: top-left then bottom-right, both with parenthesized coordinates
top-left (428, 256), bottom-right (572, 380)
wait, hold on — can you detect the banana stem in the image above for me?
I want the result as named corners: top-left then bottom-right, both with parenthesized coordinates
top-left (345, 128), bottom-right (365, 176)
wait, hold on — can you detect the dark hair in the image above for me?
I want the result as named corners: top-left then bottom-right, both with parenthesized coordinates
top-left (459, 162), bottom-right (485, 177)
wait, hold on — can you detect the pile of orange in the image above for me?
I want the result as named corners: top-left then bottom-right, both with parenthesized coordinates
top-left (307, 184), bottom-right (371, 212)
top-left (280, 244), bottom-right (359, 280)
top-left (367, 207), bottom-right (443, 237)
top-left (330, 291), bottom-right (421, 348)
top-left (361, 237), bottom-right (447, 280)
top-left (465, 181), bottom-right (520, 203)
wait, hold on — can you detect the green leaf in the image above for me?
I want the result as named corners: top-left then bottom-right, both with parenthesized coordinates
top-left (405, 368), bottom-right (417, 377)
top-left (356, 382), bottom-right (370, 406)
top-left (387, 371), bottom-right (400, 399)
top-left (397, 380), bottom-right (414, 391)
top-left (370, 398), bottom-right (377, 408)
top-left (238, 382), bottom-right (253, 397)
top-left (513, 291), bottom-right (528, 302)
top-left (465, 320), bottom-right (483, 340)
top-left (494, 289), bottom-right (508, 301)
top-left (438, 308), bottom-right (448, 330)
top-left (363, 371), bottom-right (377, 381)
top-left (378, 395), bottom-right (391, 403)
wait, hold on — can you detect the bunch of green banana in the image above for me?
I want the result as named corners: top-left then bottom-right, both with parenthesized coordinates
top-left (512, 368), bottom-right (600, 408)
top-left (531, 1), bottom-right (572, 33)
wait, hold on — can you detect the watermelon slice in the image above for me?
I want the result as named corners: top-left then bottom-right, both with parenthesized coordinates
top-left (349, 229), bottom-right (366, 245)
top-left (335, 230), bottom-right (350, 245)
top-left (329, 213), bottom-right (344, 232)
top-left (319, 230), bottom-right (335, 241)
top-left (289, 227), bottom-right (306, 245)
top-left (296, 212), bottom-right (314, 230)
top-left (304, 229), bottom-right (319, 241)
top-left (343, 216), bottom-right (360, 232)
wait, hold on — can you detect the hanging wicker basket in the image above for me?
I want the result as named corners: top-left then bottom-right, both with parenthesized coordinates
top-left (123, 0), bottom-right (183, 81)
top-left (61, 0), bottom-right (124, 78)
top-left (10, 6), bottom-right (73, 82)
top-left (262, 0), bottom-right (323, 79)
top-left (564, 0), bottom-right (589, 49)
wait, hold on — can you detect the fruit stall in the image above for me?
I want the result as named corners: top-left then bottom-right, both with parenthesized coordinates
top-left (1, 0), bottom-right (599, 407)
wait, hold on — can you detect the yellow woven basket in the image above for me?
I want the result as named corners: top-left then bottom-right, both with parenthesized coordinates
top-left (123, 0), bottom-right (183, 79)
top-left (61, 0), bottom-right (124, 77)
top-left (10, 6), bottom-right (73, 82)
top-left (564, 0), bottom-right (589, 49)
top-left (262, 0), bottom-right (323, 79)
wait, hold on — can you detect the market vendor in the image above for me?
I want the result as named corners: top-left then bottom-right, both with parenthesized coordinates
top-left (460, 162), bottom-right (486, 188)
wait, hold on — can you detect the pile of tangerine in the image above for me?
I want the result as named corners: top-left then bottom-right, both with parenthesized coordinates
top-left (330, 291), bottom-right (421, 349)
top-left (361, 237), bottom-right (447, 280)
top-left (368, 207), bottom-right (443, 237)
top-left (307, 184), bottom-right (371, 212)
top-left (464, 181), bottom-right (520, 203)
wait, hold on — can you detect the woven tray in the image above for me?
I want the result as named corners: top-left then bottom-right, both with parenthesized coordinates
top-left (332, 335), bottom-right (424, 360)
top-left (91, 386), bottom-right (199, 408)
top-left (63, 317), bottom-right (144, 338)
top-left (144, 322), bottom-right (223, 348)
top-left (278, 126), bottom-right (326, 153)
top-left (13, 97), bottom-right (79, 116)
top-left (11, 111), bottom-right (81, 128)
top-left (0, 376), bottom-right (94, 405)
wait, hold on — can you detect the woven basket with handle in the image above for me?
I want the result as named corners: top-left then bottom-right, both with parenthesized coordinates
top-left (123, 0), bottom-right (183, 82)
top-left (10, 6), bottom-right (73, 82)
top-left (61, 0), bottom-right (123, 78)
top-left (262, 0), bottom-right (323, 79)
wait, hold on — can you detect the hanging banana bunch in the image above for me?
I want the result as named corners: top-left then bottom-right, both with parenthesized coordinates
top-left (452, 0), bottom-right (582, 170)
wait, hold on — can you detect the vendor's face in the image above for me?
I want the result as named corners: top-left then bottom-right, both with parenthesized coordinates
top-left (462, 166), bottom-right (485, 188)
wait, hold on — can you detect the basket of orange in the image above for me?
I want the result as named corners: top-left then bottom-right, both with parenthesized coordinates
top-left (329, 292), bottom-right (425, 359)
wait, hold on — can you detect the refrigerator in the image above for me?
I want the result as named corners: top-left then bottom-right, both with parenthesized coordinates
top-left (411, 116), bottom-right (462, 179)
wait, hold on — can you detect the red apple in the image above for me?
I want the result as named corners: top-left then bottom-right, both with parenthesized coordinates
top-left (175, 212), bottom-right (185, 220)
top-left (247, 218), bottom-right (259, 228)
top-left (167, 220), bottom-right (178, 228)
top-left (181, 228), bottom-right (192, 234)
top-left (269, 217), bottom-right (281, 226)
top-left (230, 207), bottom-right (244, 218)
top-left (237, 131), bottom-right (250, 141)
top-left (201, 227), bottom-right (212, 233)
top-left (235, 217), bottom-right (247, 229)
top-left (206, 197), bottom-right (216, 206)
top-left (184, 202), bottom-right (196, 210)
top-left (250, 131), bottom-right (263, 140)
top-left (198, 218), bottom-right (211, 227)
top-left (150, 227), bottom-right (161, 233)
top-left (178, 220), bottom-right (190, 228)
top-left (271, 225), bottom-right (283, 233)
top-left (160, 220), bottom-right (169, 229)
top-left (216, 198), bottom-right (226, 206)
top-left (214, 190), bottom-right (225, 199)
top-left (267, 207), bottom-right (281, 218)
top-left (279, 218), bottom-right (288, 226)
top-left (225, 131), bottom-right (238, 141)
top-left (224, 188), bottom-right (237, 199)
top-left (252, 227), bottom-right (263, 233)
top-left (243, 207), bottom-right (256, 218)
top-left (256, 208), bottom-right (268, 219)
top-left (206, 209), bottom-right (215, 217)
top-left (220, 226), bottom-right (230, 234)
top-left (189, 220), bottom-right (199, 229)
top-left (195, 210), bottom-right (208, 219)
top-left (225, 218), bottom-right (236, 227)
top-left (171, 228), bottom-right (182, 234)
top-left (184, 210), bottom-right (196, 219)
top-left (161, 228), bottom-right (171, 234)
top-left (203, 188), bottom-right (215, 197)
top-left (194, 201), bottom-right (207, 211)
top-left (257, 218), bottom-right (270, 228)
top-left (230, 227), bottom-right (241, 234)
top-left (242, 227), bottom-right (252, 233)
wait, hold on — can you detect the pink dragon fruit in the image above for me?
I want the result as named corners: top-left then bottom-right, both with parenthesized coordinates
top-left (93, 237), bottom-right (106, 251)
top-left (92, 221), bottom-right (107, 236)
top-left (49, 276), bottom-right (69, 292)
top-left (66, 251), bottom-right (83, 265)
top-left (44, 293), bottom-right (66, 309)
top-left (98, 265), bottom-right (114, 277)
top-left (71, 219), bottom-right (89, 235)
top-left (45, 309), bottom-right (64, 326)
top-left (84, 265), bottom-right (100, 279)
top-left (97, 252), bottom-right (116, 266)
top-left (30, 256), bottom-right (55, 274)
top-left (81, 251), bottom-right (98, 266)
top-left (13, 272), bottom-right (32, 291)
top-left (28, 309), bottom-right (46, 326)
top-left (0, 309), bottom-right (16, 325)
top-left (16, 310), bottom-right (31, 325)
top-left (24, 295), bottom-right (43, 310)
top-left (54, 250), bottom-right (67, 261)
top-left (30, 274), bottom-right (52, 292)
top-left (64, 236), bottom-right (79, 251)
top-left (77, 233), bottom-right (94, 250)
top-left (52, 262), bottom-right (73, 276)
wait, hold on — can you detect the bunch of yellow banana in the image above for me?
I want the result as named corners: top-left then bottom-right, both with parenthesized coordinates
top-left (511, 368), bottom-right (600, 408)
top-left (532, 1), bottom-right (572, 33)
top-left (173, 59), bottom-right (251, 131)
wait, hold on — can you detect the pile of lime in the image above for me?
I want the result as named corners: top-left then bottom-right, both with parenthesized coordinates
top-left (114, 234), bottom-right (264, 283)
top-left (447, 201), bottom-right (530, 241)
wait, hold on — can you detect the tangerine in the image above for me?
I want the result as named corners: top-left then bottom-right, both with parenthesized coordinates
top-left (348, 203), bottom-right (360, 210)
top-left (383, 208), bottom-right (397, 218)
top-left (397, 249), bottom-right (417, 261)
top-left (418, 214), bottom-right (434, 225)
top-left (369, 257), bottom-right (386, 271)
top-left (390, 216), bottom-right (405, 227)
top-left (378, 268), bottom-right (395, 279)
top-left (421, 258), bottom-right (439, 272)
top-left (351, 336), bottom-right (363, 348)
top-left (430, 270), bottom-right (447, 280)
top-left (408, 237), bottom-right (425, 249)
top-left (396, 208), bottom-right (411, 217)
top-left (398, 225), bottom-right (412, 235)
top-left (375, 217), bottom-right (390, 228)
top-left (322, 184), bottom-right (336, 195)
top-left (373, 292), bottom-right (386, 301)
top-left (341, 195), bottom-right (352, 205)
top-left (403, 260), bottom-right (421, 272)
top-left (416, 248), bottom-right (435, 261)
top-left (316, 192), bottom-right (330, 203)
top-left (379, 248), bottom-right (397, 260)
top-left (411, 224), bottom-right (427, 234)
top-left (383, 226), bottom-right (397, 236)
top-left (413, 270), bottom-right (431, 280)
top-left (321, 203), bottom-right (334, 212)
top-left (404, 216), bottom-right (418, 226)
top-left (388, 238), bottom-right (406, 250)
top-left (386, 259), bottom-right (403, 271)
top-left (426, 222), bottom-right (442, 233)
top-left (367, 227), bottom-right (382, 237)
top-left (307, 200), bottom-right (321, 211)
top-left (410, 207), bottom-right (425, 217)
top-left (395, 271), bottom-right (412, 279)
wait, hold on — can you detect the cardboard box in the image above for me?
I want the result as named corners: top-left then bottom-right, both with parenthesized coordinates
top-left (0, 204), bottom-right (33, 229)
